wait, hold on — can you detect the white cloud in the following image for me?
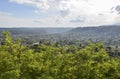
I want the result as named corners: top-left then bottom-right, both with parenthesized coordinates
top-left (57, 0), bottom-right (120, 26)
top-left (0, 11), bottom-right (43, 27)
top-left (0, 11), bottom-right (12, 16)
top-left (4, 0), bottom-right (120, 27)
top-left (10, 0), bottom-right (50, 10)
top-left (0, 11), bottom-right (65, 27)
top-left (70, 16), bottom-right (86, 23)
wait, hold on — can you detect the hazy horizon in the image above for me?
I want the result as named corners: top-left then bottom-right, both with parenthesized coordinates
top-left (0, 0), bottom-right (120, 27)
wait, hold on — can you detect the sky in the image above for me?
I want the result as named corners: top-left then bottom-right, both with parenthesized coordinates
top-left (0, 0), bottom-right (120, 27)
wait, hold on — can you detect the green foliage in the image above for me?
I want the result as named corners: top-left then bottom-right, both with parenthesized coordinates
top-left (0, 32), bottom-right (120, 79)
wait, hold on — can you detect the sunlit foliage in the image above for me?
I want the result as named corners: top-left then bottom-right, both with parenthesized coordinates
top-left (0, 32), bottom-right (120, 79)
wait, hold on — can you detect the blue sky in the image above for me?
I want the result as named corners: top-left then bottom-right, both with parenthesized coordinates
top-left (0, 0), bottom-right (120, 27)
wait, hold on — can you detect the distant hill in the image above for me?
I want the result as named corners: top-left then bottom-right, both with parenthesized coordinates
top-left (0, 28), bottom-right (47, 35)
top-left (61, 25), bottom-right (120, 45)
top-left (0, 26), bottom-right (120, 45)
top-left (0, 28), bottom-right (72, 35)
top-left (44, 28), bottom-right (72, 34)
top-left (0, 28), bottom-right (72, 43)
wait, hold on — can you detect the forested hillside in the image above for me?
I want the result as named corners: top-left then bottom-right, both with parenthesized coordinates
top-left (62, 25), bottom-right (120, 45)
top-left (35, 25), bottom-right (120, 46)
top-left (0, 28), bottom-right (72, 45)
top-left (0, 25), bottom-right (120, 45)
top-left (0, 32), bottom-right (120, 79)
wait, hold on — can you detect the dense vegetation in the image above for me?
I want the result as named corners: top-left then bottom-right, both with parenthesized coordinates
top-left (0, 32), bottom-right (120, 79)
